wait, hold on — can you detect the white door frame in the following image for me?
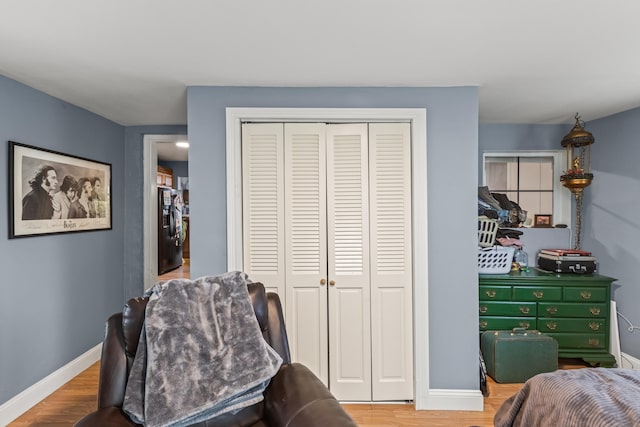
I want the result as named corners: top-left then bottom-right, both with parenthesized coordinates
top-left (225, 108), bottom-right (430, 408)
top-left (143, 134), bottom-right (188, 291)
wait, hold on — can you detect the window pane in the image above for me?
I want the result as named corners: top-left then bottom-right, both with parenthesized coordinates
top-left (519, 157), bottom-right (553, 191)
top-left (519, 191), bottom-right (553, 223)
top-left (505, 191), bottom-right (518, 202)
top-left (519, 160), bottom-right (541, 191)
top-left (540, 192), bottom-right (553, 216)
top-left (485, 157), bottom-right (517, 191)
top-left (485, 162), bottom-right (507, 191)
top-left (518, 192), bottom-right (540, 220)
top-left (507, 162), bottom-right (518, 191)
top-left (483, 152), bottom-right (567, 226)
top-left (539, 160), bottom-right (553, 189)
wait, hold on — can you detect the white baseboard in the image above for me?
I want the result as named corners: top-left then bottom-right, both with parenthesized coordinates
top-left (610, 301), bottom-right (622, 367)
top-left (416, 389), bottom-right (484, 411)
top-left (0, 343), bottom-right (102, 426)
top-left (621, 352), bottom-right (640, 370)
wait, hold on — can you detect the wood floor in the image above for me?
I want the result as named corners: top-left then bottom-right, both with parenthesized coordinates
top-left (158, 258), bottom-right (191, 281)
top-left (7, 261), bottom-right (590, 426)
top-left (7, 360), bottom-right (515, 426)
top-left (8, 356), bottom-right (590, 427)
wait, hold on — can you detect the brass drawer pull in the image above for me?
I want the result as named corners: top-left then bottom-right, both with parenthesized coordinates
top-left (589, 322), bottom-right (601, 331)
top-left (588, 338), bottom-right (600, 347)
top-left (533, 290), bottom-right (544, 299)
top-left (590, 307), bottom-right (601, 316)
top-left (519, 306), bottom-right (530, 314)
top-left (480, 320), bottom-right (488, 328)
top-left (547, 306), bottom-right (558, 315)
top-left (519, 321), bottom-right (530, 329)
top-left (546, 321), bottom-right (557, 330)
top-left (485, 290), bottom-right (497, 298)
top-left (479, 305), bottom-right (488, 313)
top-left (581, 290), bottom-right (592, 300)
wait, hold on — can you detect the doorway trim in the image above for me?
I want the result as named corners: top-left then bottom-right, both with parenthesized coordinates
top-left (225, 108), bottom-right (431, 408)
top-left (143, 134), bottom-right (188, 291)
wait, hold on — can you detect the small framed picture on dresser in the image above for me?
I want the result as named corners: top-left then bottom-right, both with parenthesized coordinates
top-left (534, 214), bottom-right (552, 228)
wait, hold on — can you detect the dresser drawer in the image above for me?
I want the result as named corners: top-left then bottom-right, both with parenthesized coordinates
top-left (513, 286), bottom-right (562, 301)
top-left (479, 270), bottom-right (617, 366)
top-left (479, 301), bottom-right (537, 316)
top-left (538, 318), bottom-right (606, 333)
top-left (538, 302), bottom-right (607, 318)
top-left (479, 285), bottom-right (511, 301)
top-left (547, 333), bottom-right (607, 350)
top-left (480, 316), bottom-right (536, 331)
top-left (563, 287), bottom-right (607, 302)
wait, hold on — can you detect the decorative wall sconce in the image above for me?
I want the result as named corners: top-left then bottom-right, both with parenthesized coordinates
top-left (560, 113), bottom-right (595, 250)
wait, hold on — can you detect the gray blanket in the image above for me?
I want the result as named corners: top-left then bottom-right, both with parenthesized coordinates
top-left (494, 368), bottom-right (640, 427)
top-left (123, 272), bottom-right (283, 427)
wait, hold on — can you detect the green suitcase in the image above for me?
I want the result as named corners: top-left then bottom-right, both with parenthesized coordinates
top-left (481, 328), bottom-right (558, 383)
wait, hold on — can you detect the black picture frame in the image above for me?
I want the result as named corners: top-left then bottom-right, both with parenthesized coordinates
top-left (8, 141), bottom-right (112, 238)
top-left (534, 214), bottom-right (552, 228)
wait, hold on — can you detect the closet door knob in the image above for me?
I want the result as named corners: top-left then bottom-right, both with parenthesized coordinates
top-left (320, 279), bottom-right (326, 285)
top-left (329, 280), bottom-right (335, 286)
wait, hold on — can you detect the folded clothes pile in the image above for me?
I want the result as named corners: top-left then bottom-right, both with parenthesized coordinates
top-left (478, 186), bottom-right (527, 228)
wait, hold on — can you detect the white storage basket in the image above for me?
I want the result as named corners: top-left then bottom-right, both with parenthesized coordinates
top-left (478, 217), bottom-right (499, 248)
top-left (478, 245), bottom-right (515, 274)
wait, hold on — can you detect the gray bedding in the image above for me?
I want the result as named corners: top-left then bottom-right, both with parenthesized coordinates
top-left (494, 368), bottom-right (640, 427)
top-left (123, 272), bottom-right (282, 427)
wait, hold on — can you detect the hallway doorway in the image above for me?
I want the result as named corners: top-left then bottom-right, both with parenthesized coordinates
top-left (143, 134), bottom-right (188, 290)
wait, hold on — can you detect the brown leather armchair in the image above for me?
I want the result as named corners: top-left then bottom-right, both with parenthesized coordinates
top-left (75, 282), bottom-right (357, 427)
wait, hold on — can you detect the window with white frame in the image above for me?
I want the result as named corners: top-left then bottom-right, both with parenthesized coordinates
top-left (482, 151), bottom-right (571, 227)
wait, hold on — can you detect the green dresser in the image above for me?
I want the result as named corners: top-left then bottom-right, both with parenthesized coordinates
top-left (479, 268), bottom-right (617, 367)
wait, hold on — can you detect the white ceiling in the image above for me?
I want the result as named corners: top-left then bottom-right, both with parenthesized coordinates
top-left (2, 1), bottom-right (640, 129)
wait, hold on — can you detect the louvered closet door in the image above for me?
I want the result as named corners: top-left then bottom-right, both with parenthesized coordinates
top-left (369, 123), bottom-right (413, 400)
top-left (241, 123), bottom-right (285, 296)
top-left (283, 123), bottom-right (329, 384)
top-left (326, 123), bottom-right (372, 401)
top-left (242, 121), bottom-right (414, 402)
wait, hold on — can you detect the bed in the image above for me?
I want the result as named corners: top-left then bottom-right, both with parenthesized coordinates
top-left (494, 368), bottom-right (640, 427)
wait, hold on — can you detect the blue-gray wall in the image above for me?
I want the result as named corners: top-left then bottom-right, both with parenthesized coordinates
top-left (478, 123), bottom-right (566, 182)
top-left (584, 108), bottom-right (640, 358)
top-left (186, 86), bottom-right (480, 390)
top-left (0, 75), bottom-right (125, 404)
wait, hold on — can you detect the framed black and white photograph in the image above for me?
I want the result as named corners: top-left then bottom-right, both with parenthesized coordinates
top-left (8, 141), bottom-right (112, 238)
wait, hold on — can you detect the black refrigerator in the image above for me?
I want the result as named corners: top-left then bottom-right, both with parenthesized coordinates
top-left (158, 186), bottom-right (183, 274)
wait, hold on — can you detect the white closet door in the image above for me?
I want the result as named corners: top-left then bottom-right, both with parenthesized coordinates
top-left (242, 121), bottom-right (414, 402)
top-left (241, 123), bottom-right (285, 296)
top-left (369, 123), bottom-right (414, 400)
top-left (326, 123), bottom-right (372, 401)
top-left (284, 123), bottom-right (329, 384)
